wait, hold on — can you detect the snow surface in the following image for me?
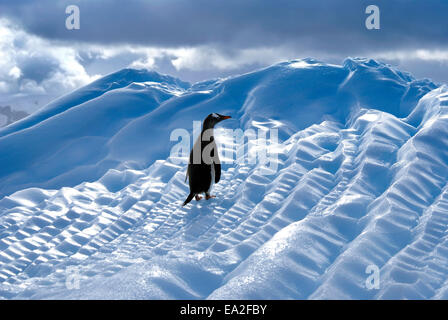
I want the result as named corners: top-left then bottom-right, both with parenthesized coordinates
top-left (1, 58), bottom-right (448, 299)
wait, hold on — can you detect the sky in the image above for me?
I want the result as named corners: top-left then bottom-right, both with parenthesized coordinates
top-left (1, 0), bottom-right (448, 113)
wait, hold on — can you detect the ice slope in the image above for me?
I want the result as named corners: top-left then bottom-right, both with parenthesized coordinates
top-left (0, 69), bottom-right (190, 197)
top-left (0, 58), bottom-right (435, 198)
top-left (0, 58), bottom-right (447, 299)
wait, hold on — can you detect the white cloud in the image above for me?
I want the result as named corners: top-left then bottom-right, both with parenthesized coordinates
top-left (8, 66), bottom-right (21, 79)
top-left (2, 12), bottom-right (448, 114)
top-left (0, 18), bottom-right (100, 110)
top-left (375, 49), bottom-right (448, 63)
top-left (169, 46), bottom-right (294, 71)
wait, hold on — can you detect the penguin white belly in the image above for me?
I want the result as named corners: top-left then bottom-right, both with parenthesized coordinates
top-left (208, 164), bottom-right (215, 193)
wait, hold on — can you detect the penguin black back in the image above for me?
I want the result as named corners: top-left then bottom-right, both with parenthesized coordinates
top-left (183, 113), bottom-right (231, 206)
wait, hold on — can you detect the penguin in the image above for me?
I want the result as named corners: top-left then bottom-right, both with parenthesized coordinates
top-left (183, 113), bottom-right (231, 206)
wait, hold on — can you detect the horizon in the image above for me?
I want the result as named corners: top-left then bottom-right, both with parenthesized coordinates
top-left (99, 56), bottom-right (443, 85)
top-left (1, 55), bottom-right (441, 126)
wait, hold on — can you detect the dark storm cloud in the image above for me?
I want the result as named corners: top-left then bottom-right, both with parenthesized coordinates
top-left (1, 0), bottom-right (447, 55)
top-left (18, 55), bottom-right (60, 84)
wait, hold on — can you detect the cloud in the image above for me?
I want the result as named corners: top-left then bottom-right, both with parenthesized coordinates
top-left (0, 18), bottom-right (99, 109)
top-left (0, 0), bottom-right (448, 111)
top-left (19, 55), bottom-right (59, 84)
top-left (376, 49), bottom-right (448, 63)
top-left (1, 0), bottom-right (448, 55)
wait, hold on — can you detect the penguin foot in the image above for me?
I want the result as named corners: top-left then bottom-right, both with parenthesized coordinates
top-left (205, 195), bottom-right (216, 200)
top-left (195, 195), bottom-right (202, 201)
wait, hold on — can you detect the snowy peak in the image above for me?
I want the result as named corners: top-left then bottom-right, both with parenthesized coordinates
top-left (407, 84), bottom-right (448, 127)
top-left (339, 57), bottom-right (437, 118)
top-left (0, 68), bottom-right (190, 139)
top-left (0, 59), bottom-right (439, 198)
top-left (91, 68), bottom-right (191, 92)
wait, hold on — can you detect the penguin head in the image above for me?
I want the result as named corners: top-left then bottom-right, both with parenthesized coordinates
top-left (203, 113), bottom-right (231, 129)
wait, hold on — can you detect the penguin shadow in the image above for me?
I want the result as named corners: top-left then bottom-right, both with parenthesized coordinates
top-left (182, 197), bottom-right (218, 221)
top-left (180, 198), bottom-right (224, 242)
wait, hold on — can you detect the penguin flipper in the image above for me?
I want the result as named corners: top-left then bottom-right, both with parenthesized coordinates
top-left (214, 162), bottom-right (221, 183)
top-left (185, 165), bottom-right (190, 182)
top-left (182, 192), bottom-right (195, 206)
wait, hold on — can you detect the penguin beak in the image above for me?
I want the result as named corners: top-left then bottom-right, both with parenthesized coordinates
top-left (220, 115), bottom-right (231, 120)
